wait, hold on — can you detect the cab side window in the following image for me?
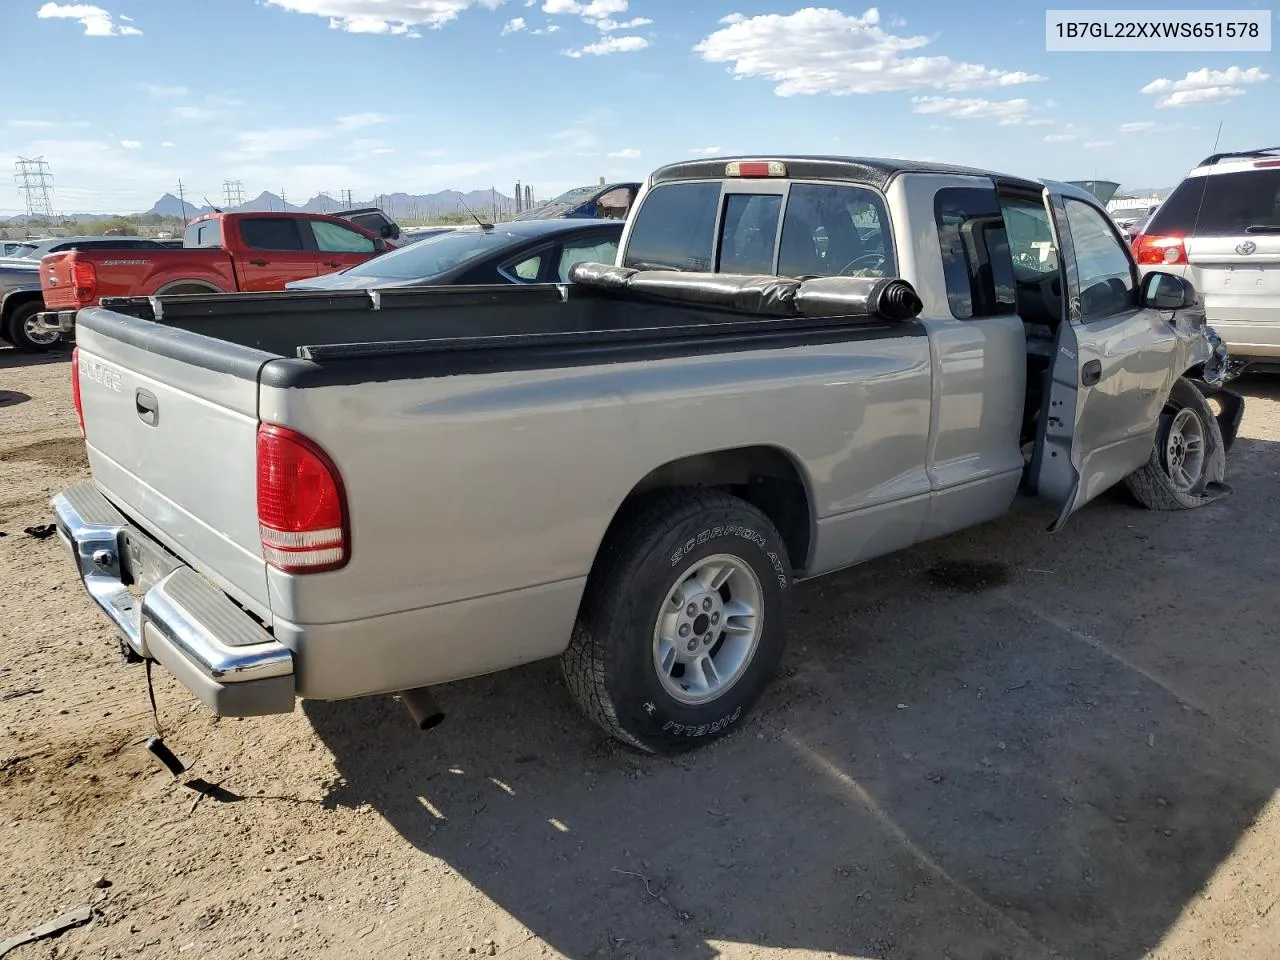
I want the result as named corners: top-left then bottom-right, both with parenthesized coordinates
top-left (934, 187), bottom-right (1015, 319)
top-left (1061, 198), bottom-right (1138, 321)
top-left (239, 218), bottom-right (305, 252)
top-left (311, 221), bottom-right (376, 253)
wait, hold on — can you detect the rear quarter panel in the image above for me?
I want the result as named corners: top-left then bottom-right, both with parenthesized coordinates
top-left (258, 337), bottom-right (933, 629)
top-left (42, 250), bottom-right (234, 307)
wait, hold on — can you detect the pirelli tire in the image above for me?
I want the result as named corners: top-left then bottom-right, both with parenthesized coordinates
top-left (563, 489), bottom-right (792, 755)
top-left (1124, 376), bottom-right (1228, 511)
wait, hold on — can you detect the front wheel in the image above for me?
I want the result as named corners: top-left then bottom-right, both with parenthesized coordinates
top-left (562, 489), bottom-right (792, 754)
top-left (1124, 376), bottom-right (1227, 510)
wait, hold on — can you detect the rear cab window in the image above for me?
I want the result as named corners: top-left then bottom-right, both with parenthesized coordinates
top-left (934, 187), bottom-right (1016, 319)
top-left (623, 179), bottom-right (895, 279)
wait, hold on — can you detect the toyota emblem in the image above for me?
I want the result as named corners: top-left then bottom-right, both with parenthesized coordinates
top-left (1236, 240), bottom-right (1258, 255)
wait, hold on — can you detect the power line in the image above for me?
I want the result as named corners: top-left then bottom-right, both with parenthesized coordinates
top-left (15, 156), bottom-right (56, 219)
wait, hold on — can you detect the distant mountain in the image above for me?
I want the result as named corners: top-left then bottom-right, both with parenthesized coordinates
top-left (144, 188), bottom-right (516, 221)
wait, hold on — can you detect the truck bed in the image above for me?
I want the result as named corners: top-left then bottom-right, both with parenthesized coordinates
top-left (88, 268), bottom-right (922, 373)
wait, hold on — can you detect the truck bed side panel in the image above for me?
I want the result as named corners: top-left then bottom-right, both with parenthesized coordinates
top-left (259, 334), bottom-right (933, 628)
top-left (74, 319), bottom-right (272, 618)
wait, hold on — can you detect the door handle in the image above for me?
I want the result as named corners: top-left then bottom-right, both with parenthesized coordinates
top-left (1081, 359), bottom-right (1102, 386)
top-left (248, 258), bottom-right (269, 266)
top-left (322, 260), bottom-right (342, 268)
top-left (135, 388), bottom-right (159, 427)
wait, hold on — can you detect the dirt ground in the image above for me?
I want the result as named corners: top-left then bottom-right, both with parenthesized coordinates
top-left (1, 345), bottom-right (1278, 960)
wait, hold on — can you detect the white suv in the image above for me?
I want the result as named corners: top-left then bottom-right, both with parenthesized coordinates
top-left (1135, 148), bottom-right (1280, 369)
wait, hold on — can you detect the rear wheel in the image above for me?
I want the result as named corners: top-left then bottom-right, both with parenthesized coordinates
top-left (5, 302), bottom-right (60, 353)
top-left (562, 489), bottom-right (792, 754)
top-left (1124, 377), bottom-right (1227, 510)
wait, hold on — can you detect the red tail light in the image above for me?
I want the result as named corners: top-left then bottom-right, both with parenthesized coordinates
top-left (70, 259), bottom-right (98, 306)
top-left (256, 424), bottom-right (349, 573)
top-left (70, 347), bottom-right (85, 438)
top-left (1133, 234), bottom-right (1188, 266)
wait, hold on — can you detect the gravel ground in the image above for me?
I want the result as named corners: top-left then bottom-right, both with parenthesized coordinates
top-left (1, 345), bottom-right (1278, 960)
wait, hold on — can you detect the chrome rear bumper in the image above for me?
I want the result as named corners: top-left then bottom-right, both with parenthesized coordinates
top-left (51, 483), bottom-right (295, 716)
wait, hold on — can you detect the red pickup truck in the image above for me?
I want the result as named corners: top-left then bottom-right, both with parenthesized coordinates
top-left (37, 211), bottom-right (387, 338)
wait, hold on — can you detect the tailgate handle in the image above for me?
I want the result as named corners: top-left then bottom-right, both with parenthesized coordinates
top-left (135, 389), bottom-right (159, 427)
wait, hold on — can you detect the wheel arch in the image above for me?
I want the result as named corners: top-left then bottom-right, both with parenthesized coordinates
top-left (591, 445), bottom-right (816, 580)
top-left (1, 289), bottom-right (43, 330)
top-left (153, 279), bottom-right (224, 296)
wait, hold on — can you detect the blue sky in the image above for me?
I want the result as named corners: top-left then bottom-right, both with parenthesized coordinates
top-left (1, 0), bottom-right (1274, 214)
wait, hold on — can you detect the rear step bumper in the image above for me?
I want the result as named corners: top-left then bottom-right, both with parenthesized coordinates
top-left (51, 482), bottom-right (295, 717)
top-left (37, 310), bottom-right (77, 334)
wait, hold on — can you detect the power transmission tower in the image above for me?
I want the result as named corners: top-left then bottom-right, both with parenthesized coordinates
top-left (341, 188), bottom-right (353, 207)
top-left (14, 156), bottom-right (56, 219)
top-left (222, 179), bottom-right (245, 209)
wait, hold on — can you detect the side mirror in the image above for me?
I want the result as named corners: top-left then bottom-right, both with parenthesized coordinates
top-left (1141, 271), bottom-right (1196, 310)
top-left (373, 237), bottom-right (388, 253)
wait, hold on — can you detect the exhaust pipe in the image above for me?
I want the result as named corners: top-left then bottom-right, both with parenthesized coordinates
top-left (399, 687), bottom-right (445, 730)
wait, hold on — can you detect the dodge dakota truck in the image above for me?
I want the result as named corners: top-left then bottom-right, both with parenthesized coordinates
top-left (51, 156), bottom-right (1242, 755)
top-left (36, 210), bottom-right (389, 338)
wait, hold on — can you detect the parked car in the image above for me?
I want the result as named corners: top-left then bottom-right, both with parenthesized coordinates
top-left (398, 225), bottom-right (458, 245)
top-left (514, 182), bottom-right (640, 221)
top-left (2, 240), bottom-right (37, 258)
top-left (52, 155), bottom-right (1240, 755)
top-left (1134, 147), bottom-right (1280, 371)
top-left (331, 206), bottom-right (407, 248)
top-left (286, 219), bottom-right (623, 290)
top-left (2, 237), bottom-right (188, 351)
top-left (36, 211), bottom-right (390, 343)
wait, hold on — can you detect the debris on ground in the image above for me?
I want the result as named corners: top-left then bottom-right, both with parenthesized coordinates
top-left (0, 904), bottom-right (92, 957)
top-left (22, 524), bottom-right (57, 540)
top-left (0, 688), bottom-right (42, 702)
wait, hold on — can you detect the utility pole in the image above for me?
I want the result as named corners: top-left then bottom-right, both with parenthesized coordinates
top-left (514, 180), bottom-right (522, 214)
top-left (280, 188), bottom-right (287, 211)
top-left (15, 157), bottom-right (56, 220)
top-left (525, 184), bottom-right (532, 210)
top-left (176, 178), bottom-right (188, 220)
top-left (222, 179), bottom-right (245, 209)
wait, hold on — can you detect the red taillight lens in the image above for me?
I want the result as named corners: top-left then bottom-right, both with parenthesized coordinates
top-left (70, 259), bottom-right (97, 306)
top-left (1133, 234), bottom-right (1187, 266)
top-left (70, 347), bottom-right (85, 438)
top-left (256, 424), bottom-right (348, 573)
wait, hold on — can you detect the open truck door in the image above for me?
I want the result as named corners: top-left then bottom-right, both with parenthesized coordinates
top-left (1026, 181), bottom-right (1193, 531)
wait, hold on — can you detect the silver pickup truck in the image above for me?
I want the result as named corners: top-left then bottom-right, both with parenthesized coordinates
top-left (52, 156), bottom-right (1242, 754)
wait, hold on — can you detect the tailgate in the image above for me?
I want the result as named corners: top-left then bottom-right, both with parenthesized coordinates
top-left (74, 313), bottom-right (273, 619)
top-left (1189, 235), bottom-right (1280, 327)
top-left (40, 251), bottom-right (80, 309)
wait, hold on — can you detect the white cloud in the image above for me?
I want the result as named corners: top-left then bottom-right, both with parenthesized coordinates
top-left (336, 112), bottom-right (390, 130)
top-left (596, 16), bottom-right (652, 30)
top-left (230, 114), bottom-right (390, 160)
top-left (264, 0), bottom-right (506, 34)
top-left (563, 34), bottom-right (648, 56)
top-left (8, 119), bottom-right (57, 130)
top-left (1141, 65), bottom-right (1269, 108)
top-left (142, 83), bottom-right (190, 98)
top-left (372, 147), bottom-right (395, 154)
top-left (502, 16), bottom-right (526, 33)
top-left (543, 0), bottom-right (647, 31)
top-left (695, 8), bottom-right (1046, 96)
top-left (160, 141), bottom-right (175, 148)
top-left (1084, 140), bottom-right (1113, 148)
top-left (37, 3), bottom-right (142, 36)
top-left (910, 96), bottom-right (1033, 124)
top-left (608, 147), bottom-right (642, 158)
top-left (1119, 121), bottom-right (1157, 133)
top-left (119, 139), bottom-right (142, 149)
top-left (688, 146), bottom-right (721, 156)
top-left (1043, 133), bottom-right (1077, 143)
